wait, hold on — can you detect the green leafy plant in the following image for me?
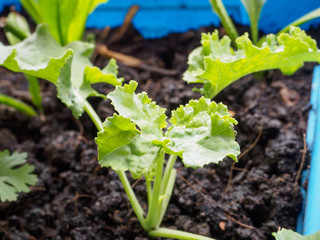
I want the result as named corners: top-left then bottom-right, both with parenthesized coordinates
top-left (20, 0), bottom-right (108, 46)
top-left (210, 0), bottom-right (320, 45)
top-left (184, 27), bottom-right (320, 98)
top-left (0, 25), bottom-right (240, 239)
top-left (0, 24), bottom-right (123, 118)
top-left (2, 5), bottom-right (311, 239)
top-left (0, 150), bottom-right (38, 202)
top-left (96, 81), bottom-right (239, 239)
top-left (273, 228), bottom-right (320, 240)
top-left (182, 0), bottom-right (320, 99)
top-left (0, 0), bottom-right (108, 115)
top-left (1, 12), bottom-right (42, 114)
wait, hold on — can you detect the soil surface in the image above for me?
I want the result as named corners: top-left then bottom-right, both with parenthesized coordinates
top-left (0, 18), bottom-right (318, 240)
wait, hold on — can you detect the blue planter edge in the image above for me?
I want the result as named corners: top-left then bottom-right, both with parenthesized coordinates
top-left (296, 65), bottom-right (320, 235)
top-left (1, 0), bottom-right (320, 39)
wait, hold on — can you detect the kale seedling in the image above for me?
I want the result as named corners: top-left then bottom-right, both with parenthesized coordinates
top-left (0, 12), bottom-right (42, 114)
top-left (183, 0), bottom-right (320, 99)
top-left (95, 80), bottom-right (240, 239)
top-left (0, 0), bottom-right (108, 115)
top-left (0, 25), bottom-right (240, 239)
top-left (184, 27), bottom-right (320, 99)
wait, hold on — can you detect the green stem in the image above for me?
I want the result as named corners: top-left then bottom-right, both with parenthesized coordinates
top-left (146, 179), bottom-right (152, 206)
top-left (56, 0), bottom-right (65, 46)
top-left (82, 99), bottom-right (147, 231)
top-left (0, 93), bottom-right (37, 116)
top-left (83, 99), bottom-right (104, 132)
top-left (3, 18), bottom-right (28, 41)
top-left (161, 155), bottom-right (177, 195)
top-left (151, 154), bottom-right (178, 228)
top-left (146, 149), bottom-right (165, 230)
top-left (250, 19), bottom-right (258, 44)
top-left (156, 168), bottom-right (176, 228)
top-left (148, 227), bottom-right (217, 240)
top-left (24, 74), bottom-right (43, 112)
top-left (20, 0), bottom-right (44, 24)
top-left (209, 0), bottom-right (239, 46)
top-left (117, 171), bottom-right (148, 230)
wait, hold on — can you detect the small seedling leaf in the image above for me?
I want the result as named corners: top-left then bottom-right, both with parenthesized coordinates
top-left (166, 97), bottom-right (240, 168)
top-left (97, 81), bottom-right (167, 178)
top-left (273, 228), bottom-right (320, 240)
top-left (0, 150), bottom-right (38, 202)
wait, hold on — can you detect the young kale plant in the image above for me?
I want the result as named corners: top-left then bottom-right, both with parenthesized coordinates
top-left (0, 0), bottom-right (108, 115)
top-left (183, 0), bottom-right (320, 99)
top-left (0, 150), bottom-right (38, 202)
top-left (96, 81), bottom-right (240, 239)
top-left (0, 22), bottom-right (241, 239)
top-left (184, 27), bottom-right (320, 98)
top-left (0, 12), bottom-right (42, 114)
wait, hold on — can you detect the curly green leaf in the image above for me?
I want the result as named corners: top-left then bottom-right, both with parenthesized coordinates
top-left (165, 97), bottom-right (240, 168)
top-left (184, 27), bottom-right (320, 99)
top-left (97, 81), bottom-right (240, 177)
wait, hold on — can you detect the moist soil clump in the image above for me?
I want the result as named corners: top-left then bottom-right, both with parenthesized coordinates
top-left (0, 24), bottom-right (316, 240)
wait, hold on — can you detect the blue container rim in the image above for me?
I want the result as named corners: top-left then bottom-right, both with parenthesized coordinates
top-left (299, 65), bottom-right (320, 235)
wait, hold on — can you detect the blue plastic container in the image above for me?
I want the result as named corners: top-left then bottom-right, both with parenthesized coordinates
top-left (1, 0), bottom-right (320, 38)
top-left (297, 66), bottom-right (320, 235)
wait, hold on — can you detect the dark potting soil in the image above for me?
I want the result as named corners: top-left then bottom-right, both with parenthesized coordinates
top-left (0, 22), bottom-right (317, 240)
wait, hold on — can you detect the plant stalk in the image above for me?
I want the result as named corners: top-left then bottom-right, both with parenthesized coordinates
top-left (156, 168), bottom-right (176, 228)
top-left (146, 149), bottom-right (165, 230)
top-left (0, 93), bottom-right (37, 116)
top-left (146, 178), bottom-right (152, 206)
top-left (161, 155), bottom-right (177, 195)
top-left (148, 227), bottom-right (217, 240)
top-left (209, 0), bottom-right (239, 46)
top-left (83, 99), bottom-right (104, 132)
top-left (118, 171), bottom-right (148, 230)
top-left (3, 18), bottom-right (28, 41)
top-left (82, 98), bottom-right (147, 230)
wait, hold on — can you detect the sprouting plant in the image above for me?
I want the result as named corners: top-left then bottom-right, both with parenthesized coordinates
top-left (273, 228), bottom-right (320, 240)
top-left (0, 23), bottom-right (241, 239)
top-left (0, 12), bottom-right (42, 114)
top-left (182, 0), bottom-right (320, 99)
top-left (0, 24), bottom-right (123, 117)
top-left (184, 27), bottom-right (320, 98)
top-left (0, 0), bottom-right (108, 115)
top-left (19, 0), bottom-right (108, 46)
top-left (210, 0), bottom-right (320, 45)
top-left (95, 81), bottom-right (240, 239)
top-left (0, 150), bottom-right (38, 202)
